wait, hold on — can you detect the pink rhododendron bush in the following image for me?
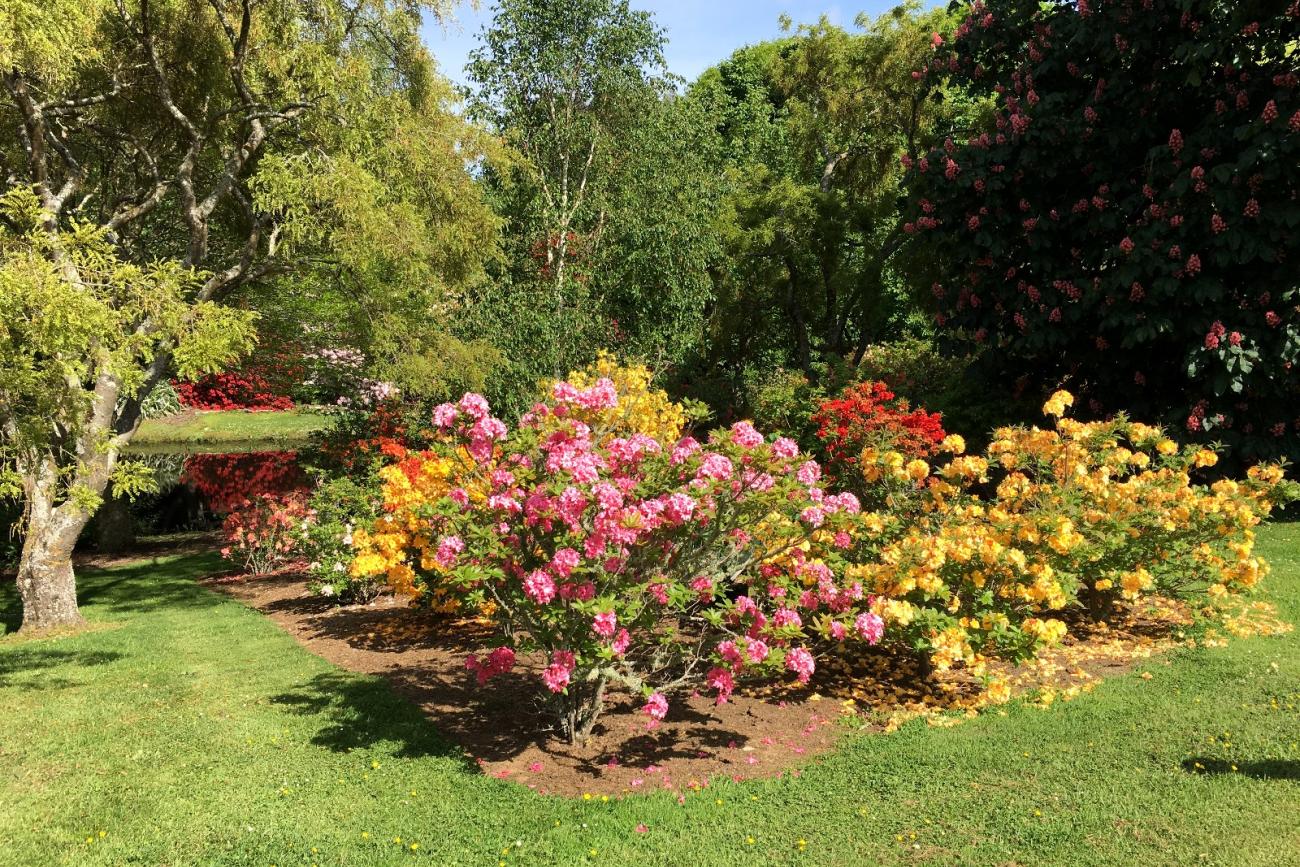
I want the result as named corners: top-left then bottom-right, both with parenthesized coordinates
top-left (349, 360), bottom-right (885, 743)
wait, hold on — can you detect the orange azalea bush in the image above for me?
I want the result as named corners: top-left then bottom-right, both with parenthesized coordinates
top-left (847, 390), bottom-right (1297, 676)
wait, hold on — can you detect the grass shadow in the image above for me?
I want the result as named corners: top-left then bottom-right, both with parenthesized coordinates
top-left (270, 671), bottom-right (474, 770)
top-left (1181, 757), bottom-right (1300, 781)
top-left (2, 551), bottom-right (231, 636)
top-left (76, 552), bottom-right (230, 616)
top-left (0, 646), bottom-right (123, 689)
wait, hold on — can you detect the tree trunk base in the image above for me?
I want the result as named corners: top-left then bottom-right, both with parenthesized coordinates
top-left (17, 546), bottom-right (85, 634)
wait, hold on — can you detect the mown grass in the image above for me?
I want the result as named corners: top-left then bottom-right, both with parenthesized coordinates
top-left (131, 409), bottom-right (329, 450)
top-left (2, 525), bottom-right (1298, 866)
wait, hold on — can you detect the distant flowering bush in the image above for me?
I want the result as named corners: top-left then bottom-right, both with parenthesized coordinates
top-left (812, 380), bottom-right (947, 484)
top-left (846, 390), bottom-right (1297, 674)
top-left (175, 370), bottom-right (294, 411)
top-left (302, 476), bottom-right (384, 602)
top-left (350, 359), bottom-right (884, 743)
top-left (220, 492), bottom-right (315, 575)
top-left (905, 0), bottom-right (1300, 461)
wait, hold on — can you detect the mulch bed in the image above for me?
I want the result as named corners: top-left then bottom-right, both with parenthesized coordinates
top-left (207, 567), bottom-right (1196, 797)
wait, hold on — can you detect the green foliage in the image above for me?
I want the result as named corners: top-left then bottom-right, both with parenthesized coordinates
top-left (685, 3), bottom-right (975, 407)
top-left (0, 190), bottom-right (256, 471)
top-left (303, 476), bottom-right (384, 603)
top-left (906, 0), bottom-right (1300, 461)
top-left (466, 0), bottom-right (721, 410)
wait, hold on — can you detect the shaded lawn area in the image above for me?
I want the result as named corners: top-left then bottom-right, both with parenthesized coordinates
top-left (1, 528), bottom-right (1298, 866)
top-left (131, 408), bottom-right (329, 451)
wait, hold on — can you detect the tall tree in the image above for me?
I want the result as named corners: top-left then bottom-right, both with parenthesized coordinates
top-left (464, 0), bottom-right (721, 404)
top-left (905, 0), bottom-right (1299, 460)
top-left (691, 3), bottom-right (972, 390)
top-left (0, 0), bottom-right (497, 631)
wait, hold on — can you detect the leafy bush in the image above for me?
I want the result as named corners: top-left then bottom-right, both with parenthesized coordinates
top-left (855, 338), bottom-right (972, 408)
top-left (349, 360), bottom-right (883, 743)
top-left (220, 493), bottom-right (315, 575)
top-left (175, 370), bottom-right (294, 411)
top-left (302, 398), bottom-right (434, 478)
top-left (303, 476), bottom-right (384, 603)
top-left (847, 390), bottom-right (1297, 677)
top-left (812, 380), bottom-right (947, 486)
top-left (138, 380), bottom-right (183, 419)
top-left (180, 452), bottom-right (307, 515)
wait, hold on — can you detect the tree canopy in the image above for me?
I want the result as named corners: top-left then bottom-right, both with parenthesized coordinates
top-left (905, 0), bottom-right (1299, 459)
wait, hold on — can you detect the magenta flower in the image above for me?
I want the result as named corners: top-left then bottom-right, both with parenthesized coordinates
top-left (786, 647), bottom-right (816, 683)
top-left (643, 692), bottom-right (669, 721)
top-left (592, 611), bottom-right (617, 638)
top-left (854, 612), bottom-right (884, 645)
top-left (524, 569), bottom-right (557, 605)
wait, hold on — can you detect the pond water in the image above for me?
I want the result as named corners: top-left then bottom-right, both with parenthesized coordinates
top-left (119, 447), bottom-right (309, 534)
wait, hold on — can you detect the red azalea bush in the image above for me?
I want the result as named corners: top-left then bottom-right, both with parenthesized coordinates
top-left (220, 492), bottom-right (316, 575)
top-left (181, 451), bottom-right (308, 514)
top-left (175, 370), bottom-right (294, 411)
top-left (812, 380), bottom-right (947, 482)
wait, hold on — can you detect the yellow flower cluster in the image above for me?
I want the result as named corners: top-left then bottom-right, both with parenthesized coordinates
top-left (348, 452), bottom-right (475, 612)
top-left (560, 352), bottom-right (686, 442)
top-left (848, 390), bottom-right (1292, 672)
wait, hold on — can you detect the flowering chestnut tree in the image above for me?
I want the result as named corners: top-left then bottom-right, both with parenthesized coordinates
top-left (905, 0), bottom-right (1299, 461)
top-left (350, 362), bottom-right (885, 744)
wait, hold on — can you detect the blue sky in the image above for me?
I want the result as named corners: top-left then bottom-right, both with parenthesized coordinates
top-left (421, 1), bottom-right (923, 89)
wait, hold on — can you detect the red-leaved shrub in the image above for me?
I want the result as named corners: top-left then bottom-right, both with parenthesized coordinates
top-left (174, 370), bottom-right (294, 411)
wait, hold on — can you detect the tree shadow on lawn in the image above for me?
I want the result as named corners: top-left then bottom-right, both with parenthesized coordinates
top-left (76, 553), bottom-right (232, 618)
top-left (2, 552), bottom-right (232, 636)
top-left (269, 670), bottom-right (477, 770)
top-left (0, 646), bottom-right (123, 689)
top-left (1181, 757), bottom-right (1300, 781)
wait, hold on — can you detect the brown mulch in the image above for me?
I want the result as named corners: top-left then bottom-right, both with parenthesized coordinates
top-left (205, 568), bottom-right (1209, 797)
top-left (211, 571), bottom-right (852, 796)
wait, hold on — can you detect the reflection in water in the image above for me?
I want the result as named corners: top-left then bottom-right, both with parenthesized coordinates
top-left (123, 450), bottom-right (308, 534)
top-left (180, 452), bottom-right (307, 514)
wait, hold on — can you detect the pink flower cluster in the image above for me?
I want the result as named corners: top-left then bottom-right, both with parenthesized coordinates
top-left (464, 646), bottom-right (516, 685)
top-left (394, 378), bottom-right (886, 736)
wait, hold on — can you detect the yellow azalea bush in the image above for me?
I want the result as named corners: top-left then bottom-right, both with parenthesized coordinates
top-left (847, 390), bottom-right (1297, 671)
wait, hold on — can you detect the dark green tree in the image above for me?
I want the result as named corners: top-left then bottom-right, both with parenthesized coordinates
top-left (906, 0), bottom-right (1299, 460)
top-left (688, 3), bottom-right (971, 403)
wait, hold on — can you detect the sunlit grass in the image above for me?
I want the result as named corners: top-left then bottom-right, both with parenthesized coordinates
top-left (1, 525), bottom-right (1298, 865)
top-left (131, 408), bottom-right (329, 451)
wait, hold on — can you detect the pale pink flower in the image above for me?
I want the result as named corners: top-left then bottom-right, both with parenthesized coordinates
top-left (730, 420), bottom-right (764, 448)
top-left (855, 611), bottom-right (885, 644)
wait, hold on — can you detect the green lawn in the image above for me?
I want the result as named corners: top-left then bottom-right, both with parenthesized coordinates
top-left (2, 526), bottom-right (1298, 866)
top-left (131, 409), bottom-right (329, 451)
